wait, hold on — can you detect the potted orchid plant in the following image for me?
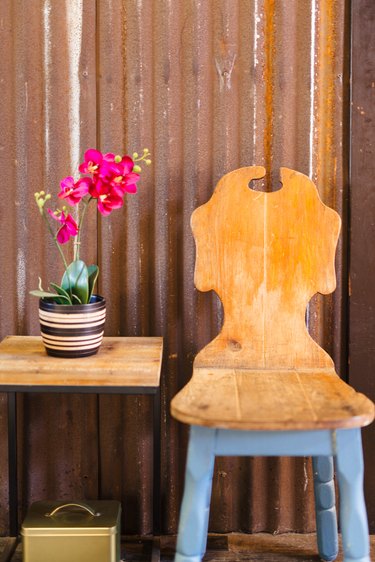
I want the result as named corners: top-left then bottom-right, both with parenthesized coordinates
top-left (31, 147), bottom-right (151, 358)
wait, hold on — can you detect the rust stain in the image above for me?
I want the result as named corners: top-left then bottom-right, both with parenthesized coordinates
top-left (263, 0), bottom-right (275, 190)
top-left (316, 0), bottom-right (336, 197)
top-left (0, 0), bottom-right (352, 537)
top-left (308, 0), bottom-right (341, 360)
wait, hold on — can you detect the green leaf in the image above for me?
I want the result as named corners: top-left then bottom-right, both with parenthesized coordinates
top-left (31, 278), bottom-right (72, 304)
top-left (29, 290), bottom-right (71, 304)
top-left (50, 283), bottom-right (70, 299)
top-left (71, 294), bottom-right (82, 304)
top-left (49, 283), bottom-right (73, 305)
top-left (87, 265), bottom-right (99, 303)
top-left (61, 260), bottom-right (89, 304)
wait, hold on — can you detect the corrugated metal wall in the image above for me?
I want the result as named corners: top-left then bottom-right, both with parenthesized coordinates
top-left (349, 0), bottom-right (375, 532)
top-left (0, 0), bottom-right (354, 536)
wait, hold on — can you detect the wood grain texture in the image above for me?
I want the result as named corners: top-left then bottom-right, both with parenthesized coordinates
top-left (0, 336), bottom-right (163, 388)
top-left (192, 166), bottom-right (340, 370)
top-left (171, 167), bottom-right (374, 429)
top-left (171, 368), bottom-right (373, 430)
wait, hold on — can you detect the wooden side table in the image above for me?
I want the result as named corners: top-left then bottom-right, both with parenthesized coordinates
top-left (0, 336), bottom-right (163, 548)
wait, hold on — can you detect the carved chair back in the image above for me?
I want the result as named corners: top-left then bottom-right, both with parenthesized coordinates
top-left (192, 166), bottom-right (341, 371)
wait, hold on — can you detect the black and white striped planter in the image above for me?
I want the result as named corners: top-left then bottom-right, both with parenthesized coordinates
top-left (39, 295), bottom-right (106, 358)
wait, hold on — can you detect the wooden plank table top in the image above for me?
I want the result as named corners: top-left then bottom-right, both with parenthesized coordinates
top-left (0, 336), bottom-right (163, 390)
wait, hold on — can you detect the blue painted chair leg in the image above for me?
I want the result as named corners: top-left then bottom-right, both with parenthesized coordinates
top-left (175, 426), bottom-right (216, 562)
top-left (312, 456), bottom-right (338, 561)
top-left (335, 429), bottom-right (370, 562)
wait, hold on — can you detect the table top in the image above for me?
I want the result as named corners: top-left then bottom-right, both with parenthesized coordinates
top-left (0, 336), bottom-right (163, 393)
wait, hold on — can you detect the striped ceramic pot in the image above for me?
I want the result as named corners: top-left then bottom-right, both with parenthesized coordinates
top-left (39, 295), bottom-right (106, 358)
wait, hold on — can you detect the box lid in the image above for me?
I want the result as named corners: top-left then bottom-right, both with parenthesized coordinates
top-left (21, 501), bottom-right (121, 537)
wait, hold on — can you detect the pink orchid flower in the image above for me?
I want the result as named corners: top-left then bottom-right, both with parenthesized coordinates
top-left (119, 172), bottom-right (140, 194)
top-left (96, 160), bottom-right (119, 184)
top-left (97, 194), bottom-right (123, 216)
top-left (102, 152), bottom-right (116, 162)
top-left (90, 182), bottom-right (124, 216)
top-left (106, 155), bottom-right (136, 181)
top-left (78, 148), bottom-right (103, 175)
top-left (88, 177), bottom-right (105, 199)
top-left (48, 209), bottom-right (79, 244)
top-left (58, 176), bottom-right (91, 205)
top-left (117, 155), bottom-right (136, 176)
top-left (78, 148), bottom-right (141, 211)
top-left (98, 158), bottom-right (140, 194)
top-left (99, 154), bottom-right (133, 175)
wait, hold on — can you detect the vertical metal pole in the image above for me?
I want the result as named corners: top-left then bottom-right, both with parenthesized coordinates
top-left (8, 392), bottom-right (18, 536)
top-left (153, 387), bottom-right (161, 536)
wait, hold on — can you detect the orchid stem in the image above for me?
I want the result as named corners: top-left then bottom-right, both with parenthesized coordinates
top-left (74, 197), bottom-right (92, 261)
top-left (41, 209), bottom-right (72, 297)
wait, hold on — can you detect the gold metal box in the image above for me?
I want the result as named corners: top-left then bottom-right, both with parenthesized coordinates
top-left (21, 500), bottom-right (121, 562)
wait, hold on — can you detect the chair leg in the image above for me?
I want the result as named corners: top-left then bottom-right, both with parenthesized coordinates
top-left (175, 426), bottom-right (216, 562)
top-left (312, 456), bottom-right (338, 561)
top-left (335, 429), bottom-right (370, 562)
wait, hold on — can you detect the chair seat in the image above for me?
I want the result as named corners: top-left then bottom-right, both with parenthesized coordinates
top-left (171, 368), bottom-right (374, 430)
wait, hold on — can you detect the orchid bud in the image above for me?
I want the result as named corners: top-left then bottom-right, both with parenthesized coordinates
top-left (40, 191), bottom-right (45, 195)
top-left (45, 194), bottom-right (52, 200)
top-left (145, 159), bottom-right (152, 166)
top-left (133, 165), bottom-right (142, 173)
top-left (132, 152), bottom-right (139, 160)
top-left (114, 155), bottom-right (122, 163)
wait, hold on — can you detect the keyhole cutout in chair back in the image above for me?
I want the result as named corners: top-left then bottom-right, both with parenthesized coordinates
top-left (192, 166), bottom-right (341, 370)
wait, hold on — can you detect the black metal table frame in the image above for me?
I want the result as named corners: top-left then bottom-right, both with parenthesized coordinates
top-left (5, 384), bottom-right (161, 540)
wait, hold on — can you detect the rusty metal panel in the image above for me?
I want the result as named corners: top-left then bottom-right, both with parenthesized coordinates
top-left (0, 0), bottom-right (99, 535)
top-left (96, 0), bottom-right (350, 535)
top-left (349, 0), bottom-right (375, 532)
top-left (0, 0), bottom-right (357, 537)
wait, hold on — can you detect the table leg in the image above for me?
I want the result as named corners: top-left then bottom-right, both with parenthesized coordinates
top-left (153, 388), bottom-right (161, 535)
top-left (152, 388), bottom-right (161, 562)
top-left (7, 392), bottom-right (18, 537)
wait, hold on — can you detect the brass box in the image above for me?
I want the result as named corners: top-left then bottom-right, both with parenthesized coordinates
top-left (21, 501), bottom-right (121, 562)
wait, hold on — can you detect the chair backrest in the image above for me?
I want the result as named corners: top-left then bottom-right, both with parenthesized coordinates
top-left (192, 166), bottom-right (341, 371)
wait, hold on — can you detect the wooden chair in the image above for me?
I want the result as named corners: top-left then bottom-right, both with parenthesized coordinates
top-left (171, 167), bottom-right (374, 562)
